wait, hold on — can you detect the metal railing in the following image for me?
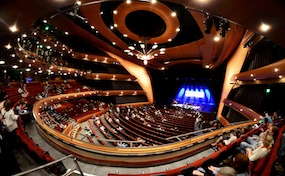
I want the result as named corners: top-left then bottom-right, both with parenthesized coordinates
top-left (165, 127), bottom-right (214, 141)
top-left (13, 154), bottom-right (84, 176)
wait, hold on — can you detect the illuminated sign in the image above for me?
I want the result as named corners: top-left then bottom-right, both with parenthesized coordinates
top-left (185, 90), bottom-right (204, 98)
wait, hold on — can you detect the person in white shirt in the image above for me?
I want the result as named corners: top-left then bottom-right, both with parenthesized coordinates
top-left (246, 133), bottom-right (273, 162)
top-left (212, 129), bottom-right (241, 147)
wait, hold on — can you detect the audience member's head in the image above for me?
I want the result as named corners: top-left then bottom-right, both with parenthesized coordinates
top-left (4, 100), bottom-right (12, 111)
top-left (234, 129), bottom-right (241, 138)
top-left (231, 153), bottom-right (249, 174)
top-left (263, 134), bottom-right (274, 148)
top-left (217, 167), bottom-right (237, 176)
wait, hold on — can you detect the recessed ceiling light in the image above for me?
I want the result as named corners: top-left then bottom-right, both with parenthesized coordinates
top-left (43, 19), bottom-right (47, 23)
top-left (168, 38), bottom-right (172, 42)
top-left (205, 65), bottom-right (210, 68)
top-left (5, 43), bottom-right (12, 49)
top-left (279, 75), bottom-right (283, 79)
top-left (12, 65), bottom-right (18, 69)
top-left (126, 0), bottom-right (131, 4)
top-left (9, 24), bottom-right (18, 32)
top-left (26, 68), bottom-right (31, 72)
top-left (260, 23), bottom-right (270, 32)
top-left (76, 1), bottom-right (81, 5)
top-left (0, 61), bottom-right (5, 64)
top-left (176, 28), bottom-right (180, 32)
top-left (151, 0), bottom-right (157, 3)
top-left (171, 12), bottom-right (177, 17)
top-left (113, 10), bottom-right (118, 14)
top-left (214, 36), bottom-right (220, 41)
top-left (274, 68), bottom-right (278, 72)
top-left (123, 34), bottom-right (128, 37)
top-left (91, 26), bottom-right (95, 29)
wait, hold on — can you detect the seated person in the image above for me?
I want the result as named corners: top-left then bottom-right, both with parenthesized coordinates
top-left (18, 83), bottom-right (29, 98)
top-left (245, 133), bottom-right (274, 162)
top-left (193, 153), bottom-right (249, 176)
top-left (238, 124), bottom-right (277, 152)
top-left (212, 129), bottom-right (241, 147)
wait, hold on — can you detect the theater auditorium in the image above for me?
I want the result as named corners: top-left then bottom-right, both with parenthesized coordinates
top-left (0, 0), bottom-right (285, 176)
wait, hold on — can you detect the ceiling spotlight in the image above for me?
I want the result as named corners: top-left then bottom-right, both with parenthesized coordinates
top-left (123, 34), bottom-right (128, 37)
top-left (171, 12), bottom-right (177, 17)
top-left (205, 65), bottom-right (210, 69)
top-left (151, 0), bottom-right (157, 3)
top-left (65, 31), bottom-right (69, 35)
top-left (176, 28), bottom-right (180, 32)
top-left (12, 65), bottom-right (18, 69)
top-left (26, 68), bottom-right (31, 72)
top-left (5, 43), bottom-right (12, 49)
top-left (43, 19), bottom-right (47, 23)
top-left (0, 61), bottom-right (5, 64)
top-left (9, 24), bottom-right (18, 33)
top-left (113, 10), bottom-right (118, 14)
top-left (76, 1), bottom-right (81, 5)
top-left (260, 23), bottom-right (270, 32)
top-left (126, 0), bottom-right (131, 4)
top-left (214, 36), bottom-right (220, 41)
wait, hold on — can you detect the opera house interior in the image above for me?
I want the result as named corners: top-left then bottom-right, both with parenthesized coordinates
top-left (0, 0), bottom-right (285, 176)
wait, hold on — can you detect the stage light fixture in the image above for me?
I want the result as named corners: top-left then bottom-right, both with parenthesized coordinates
top-left (204, 13), bottom-right (213, 34)
top-left (219, 19), bottom-right (230, 37)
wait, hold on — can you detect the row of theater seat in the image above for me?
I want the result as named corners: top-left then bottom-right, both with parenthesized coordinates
top-left (108, 121), bottom-right (284, 176)
top-left (16, 116), bottom-right (67, 175)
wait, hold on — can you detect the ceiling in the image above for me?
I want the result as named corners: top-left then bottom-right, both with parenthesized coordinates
top-left (0, 0), bottom-right (284, 71)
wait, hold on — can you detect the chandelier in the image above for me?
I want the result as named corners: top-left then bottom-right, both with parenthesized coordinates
top-left (124, 39), bottom-right (166, 65)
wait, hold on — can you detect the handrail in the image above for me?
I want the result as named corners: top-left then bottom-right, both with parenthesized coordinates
top-left (13, 154), bottom-right (84, 176)
top-left (165, 127), bottom-right (214, 140)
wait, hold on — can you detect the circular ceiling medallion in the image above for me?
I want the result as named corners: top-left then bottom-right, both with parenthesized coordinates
top-left (113, 1), bottom-right (180, 44)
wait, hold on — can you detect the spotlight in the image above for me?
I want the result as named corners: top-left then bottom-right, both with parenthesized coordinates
top-left (204, 13), bottom-right (213, 34)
